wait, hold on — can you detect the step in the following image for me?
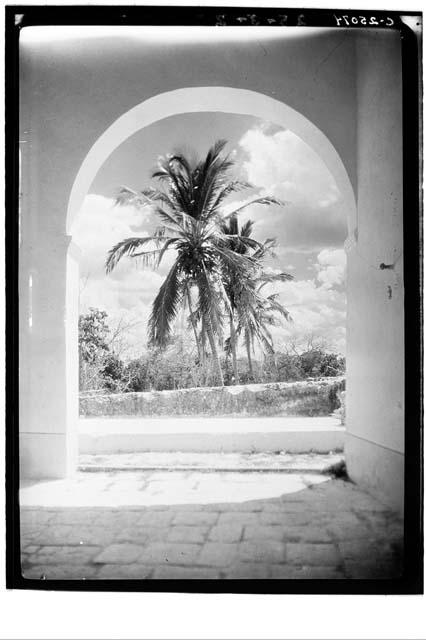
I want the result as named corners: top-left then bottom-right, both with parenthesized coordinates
top-left (78, 451), bottom-right (344, 473)
top-left (79, 416), bottom-right (345, 454)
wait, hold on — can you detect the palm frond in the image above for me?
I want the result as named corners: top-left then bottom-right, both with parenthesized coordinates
top-left (226, 196), bottom-right (287, 218)
top-left (148, 261), bottom-right (183, 347)
top-left (208, 180), bottom-right (253, 216)
top-left (257, 271), bottom-right (294, 292)
top-left (105, 236), bottom-right (171, 273)
top-left (197, 260), bottom-right (224, 336)
top-left (240, 219), bottom-right (254, 238)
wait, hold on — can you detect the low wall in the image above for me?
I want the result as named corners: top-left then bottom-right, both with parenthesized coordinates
top-left (80, 377), bottom-right (345, 419)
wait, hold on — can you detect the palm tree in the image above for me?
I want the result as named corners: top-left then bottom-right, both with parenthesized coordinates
top-left (220, 216), bottom-right (293, 382)
top-left (220, 216), bottom-right (259, 384)
top-left (243, 273), bottom-right (293, 378)
top-left (105, 140), bottom-right (283, 386)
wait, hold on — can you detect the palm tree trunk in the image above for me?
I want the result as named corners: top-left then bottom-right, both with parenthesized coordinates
top-left (229, 312), bottom-right (239, 384)
top-left (200, 318), bottom-right (208, 386)
top-left (205, 314), bottom-right (224, 386)
top-left (246, 328), bottom-right (253, 378)
top-left (185, 283), bottom-right (203, 365)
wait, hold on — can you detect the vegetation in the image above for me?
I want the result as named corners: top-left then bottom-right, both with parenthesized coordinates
top-left (105, 140), bottom-right (288, 387)
top-left (79, 308), bottom-right (345, 393)
top-left (79, 141), bottom-right (346, 394)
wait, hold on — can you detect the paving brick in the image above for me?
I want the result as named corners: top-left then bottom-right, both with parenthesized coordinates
top-left (238, 541), bottom-right (286, 564)
top-left (280, 528), bottom-right (303, 542)
top-left (243, 525), bottom-right (285, 542)
top-left (20, 510), bottom-right (55, 525)
top-left (201, 504), bottom-right (236, 513)
top-left (138, 511), bottom-right (174, 527)
top-left (93, 510), bottom-right (146, 527)
top-left (217, 512), bottom-right (259, 526)
top-left (21, 545), bottom-right (41, 554)
top-left (169, 504), bottom-right (206, 512)
top-left (300, 527), bottom-right (333, 543)
top-left (30, 525), bottom-right (92, 546)
top-left (172, 512), bottom-right (218, 526)
top-left (139, 542), bottom-right (201, 565)
top-left (116, 526), bottom-right (168, 544)
top-left (343, 560), bottom-right (403, 579)
top-left (167, 526), bottom-right (209, 544)
top-left (286, 543), bottom-right (340, 566)
top-left (326, 523), bottom-right (374, 541)
top-left (196, 543), bottom-right (239, 567)
top-left (270, 565), bottom-right (345, 579)
top-left (268, 501), bottom-right (322, 513)
top-left (29, 545), bottom-right (102, 565)
top-left (338, 540), bottom-right (395, 562)
top-left (49, 509), bottom-right (99, 525)
top-left (93, 543), bottom-right (145, 564)
top-left (153, 566), bottom-right (220, 579)
top-left (21, 524), bottom-right (46, 541)
top-left (71, 526), bottom-right (117, 546)
top-left (96, 564), bottom-right (153, 579)
top-left (22, 564), bottom-right (99, 580)
top-left (224, 563), bottom-right (271, 579)
top-left (325, 511), bottom-right (363, 528)
top-left (260, 511), bottom-right (312, 526)
top-left (220, 502), bottom-right (264, 512)
top-left (208, 525), bottom-right (243, 543)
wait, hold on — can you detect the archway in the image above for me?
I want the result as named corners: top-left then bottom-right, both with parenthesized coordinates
top-left (67, 87), bottom-right (356, 236)
top-left (67, 85), bottom-right (356, 483)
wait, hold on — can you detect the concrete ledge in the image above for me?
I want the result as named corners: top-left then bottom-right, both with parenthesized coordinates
top-left (79, 417), bottom-right (345, 454)
top-left (80, 377), bottom-right (345, 418)
top-left (345, 431), bottom-right (404, 515)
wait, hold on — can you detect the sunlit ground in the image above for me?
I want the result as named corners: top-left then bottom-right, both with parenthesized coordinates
top-left (20, 470), bottom-right (330, 507)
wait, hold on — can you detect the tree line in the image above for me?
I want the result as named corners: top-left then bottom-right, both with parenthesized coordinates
top-left (79, 308), bottom-right (345, 394)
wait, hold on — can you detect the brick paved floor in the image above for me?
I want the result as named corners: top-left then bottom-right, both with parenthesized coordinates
top-left (20, 470), bottom-right (403, 581)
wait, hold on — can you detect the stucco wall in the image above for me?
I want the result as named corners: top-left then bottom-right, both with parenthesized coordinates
top-left (345, 30), bottom-right (404, 512)
top-left (79, 377), bottom-right (345, 418)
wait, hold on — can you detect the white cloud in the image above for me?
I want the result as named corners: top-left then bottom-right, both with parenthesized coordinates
top-left (259, 248), bottom-right (346, 354)
top-left (237, 126), bottom-right (347, 251)
top-left (315, 248), bottom-right (346, 289)
top-left (75, 194), bottom-right (173, 356)
top-left (239, 127), bottom-right (339, 208)
top-left (72, 194), bottom-right (152, 277)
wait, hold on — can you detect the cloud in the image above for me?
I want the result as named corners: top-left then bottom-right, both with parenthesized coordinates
top-left (259, 249), bottom-right (347, 354)
top-left (74, 194), bottom-right (172, 354)
top-left (74, 125), bottom-right (349, 359)
top-left (315, 248), bottom-right (346, 289)
top-left (237, 126), bottom-right (348, 252)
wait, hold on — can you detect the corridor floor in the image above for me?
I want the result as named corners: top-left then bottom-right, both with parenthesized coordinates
top-left (20, 469), bottom-right (403, 581)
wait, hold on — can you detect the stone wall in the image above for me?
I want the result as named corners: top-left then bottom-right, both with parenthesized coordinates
top-left (79, 377), bottom-right (345, 419)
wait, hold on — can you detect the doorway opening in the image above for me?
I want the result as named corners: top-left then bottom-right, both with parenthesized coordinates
top-left (67, 87), bottom-right (355, 477)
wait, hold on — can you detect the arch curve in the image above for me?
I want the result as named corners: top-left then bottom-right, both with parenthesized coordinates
top-left (67, 87), bottom-right (356, 234)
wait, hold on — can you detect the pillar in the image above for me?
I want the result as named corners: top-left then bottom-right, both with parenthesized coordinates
top-left (345, 30), bottom-right (404, 513)
top-left (19, 233), bottom-right (80, 481)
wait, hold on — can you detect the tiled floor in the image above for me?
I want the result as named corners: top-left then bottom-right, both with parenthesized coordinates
top-left (20, 468), bottom-right (403, 580)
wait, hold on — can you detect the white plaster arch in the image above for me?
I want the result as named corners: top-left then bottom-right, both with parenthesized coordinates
top-left (67, 87), bottom-right (356, 234)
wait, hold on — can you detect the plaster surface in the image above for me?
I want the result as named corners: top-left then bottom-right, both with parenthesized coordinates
top-left (78, 416), bottom-right (345, 454)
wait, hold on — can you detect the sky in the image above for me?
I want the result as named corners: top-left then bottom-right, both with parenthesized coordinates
top-left (73, 111), bottom-right (347, 359)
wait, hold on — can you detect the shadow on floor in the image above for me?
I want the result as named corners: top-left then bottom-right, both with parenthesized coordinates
top-left (19, 472), bottom-right (403, 581)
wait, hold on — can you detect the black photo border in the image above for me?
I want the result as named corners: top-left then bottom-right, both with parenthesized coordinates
top-left (5, 4), bottom-right (423, 595)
